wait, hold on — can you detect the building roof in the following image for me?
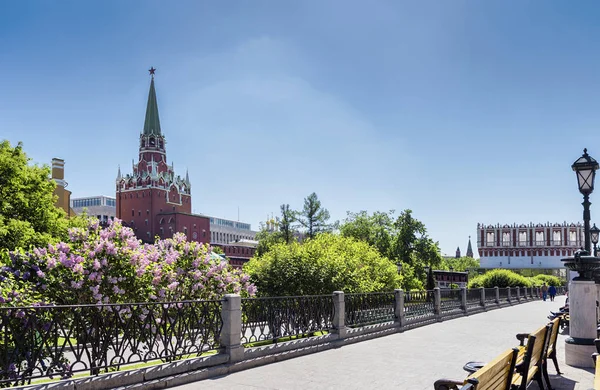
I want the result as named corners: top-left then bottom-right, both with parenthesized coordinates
top-left (466, 236), bottom-right (474, 257)
top-left (143, 74), bottom-right (162, 136)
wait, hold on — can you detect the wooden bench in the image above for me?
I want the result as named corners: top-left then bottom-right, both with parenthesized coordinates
top-left (513, 323), bottom-right (552, 390)
top-left (592, 340), bottom-right (600, 389)
top-left (433, 348), bottom-right (519, 390)
top-left (542, 317), bottom-right (562, 386)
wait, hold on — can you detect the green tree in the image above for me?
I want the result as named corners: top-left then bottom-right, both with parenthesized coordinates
top-left (439, 256), bottom-right (480, 272)
top-left (244, 233), bottom-right (401, 296)
top-left (426, 267), bottom-right (436, 290)
top-left (340, 209), bottom-right (441, 289)
top-left (254, 222), bottom-right (284, 257)
top-left (340, 210), bottom-right (394, 258)
top-left (0, 140), bottom-right (67, 251)
top-left (393, 209), bottom-right (442, 283)
top-left (297, 192), bottom-right (331, 239)
top-left (279, 204), bottom-right (296, 244)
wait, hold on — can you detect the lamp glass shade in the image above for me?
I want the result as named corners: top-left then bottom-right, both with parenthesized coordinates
top-left (577, 168), bottom-right (596, 194)
top-left (572, 149), bottom-right (600, 195)
top-left (591, 224), bottom-right (600, 245)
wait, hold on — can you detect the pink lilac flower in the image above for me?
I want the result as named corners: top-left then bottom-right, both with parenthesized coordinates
top-left (47, 257), bottom-right (57, 269)
top-left (70, 280), bottom-right (84, 289)
top-left (36, 270), bottom-right (45, 278)
top-left (167, 282), bottom-right (179, 290)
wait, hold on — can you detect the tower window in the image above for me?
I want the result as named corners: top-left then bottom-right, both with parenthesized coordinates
top-left (131, 209), bottom-right (134, 217)
top-left (138, 210), bottom-right (141, 216)
top-left (145, 219), bottom-right (148, 226)
top-left (147, 209), bottom-right (150, 215)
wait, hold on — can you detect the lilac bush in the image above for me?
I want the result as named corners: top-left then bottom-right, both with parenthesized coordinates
top-left (2, 218), bottom-right (256, 305)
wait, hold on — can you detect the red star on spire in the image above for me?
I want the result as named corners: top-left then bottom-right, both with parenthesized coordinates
top-left (149, 67), bottom-right (156, 76)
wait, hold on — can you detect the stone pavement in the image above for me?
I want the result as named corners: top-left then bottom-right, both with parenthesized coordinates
top-left (172, 296), bottom-right (594, 390)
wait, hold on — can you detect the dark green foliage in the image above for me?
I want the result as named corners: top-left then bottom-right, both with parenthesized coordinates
top-left (340, 209), bottom-right (442, 290)
top-left (0, 140), bottom-right (68, 251)
top-left (426, 267), bottom-right (436, 290)
top-left (297, 193), bottom-right (331, 239)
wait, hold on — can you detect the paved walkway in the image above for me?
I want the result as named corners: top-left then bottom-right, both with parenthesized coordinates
top-left (173, 296), bottom-right (594, 390)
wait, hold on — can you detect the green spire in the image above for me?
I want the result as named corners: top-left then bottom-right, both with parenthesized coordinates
top-left (143, 69), bottom-right (161, 136)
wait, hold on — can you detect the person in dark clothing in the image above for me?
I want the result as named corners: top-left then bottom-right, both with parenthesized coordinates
top-left (548, 285), bottom-right (557, 302)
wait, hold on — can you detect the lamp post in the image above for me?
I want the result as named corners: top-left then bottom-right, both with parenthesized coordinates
top-left (592, 224), bottom-right (600, 257)
top-left (563, 148), bottom-right (600, 368)
top-left (571, 148), bottom-right (600, 253)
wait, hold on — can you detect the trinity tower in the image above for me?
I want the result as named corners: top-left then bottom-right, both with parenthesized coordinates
top-left (115, 68), bottom-right (210, 243)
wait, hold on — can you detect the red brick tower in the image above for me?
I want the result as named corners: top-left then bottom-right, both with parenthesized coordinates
top-left (116, 68), bottom-right (209, 243)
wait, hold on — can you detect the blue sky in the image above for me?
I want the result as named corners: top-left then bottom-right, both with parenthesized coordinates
top-left (2, 1), bottom-right (600, 256)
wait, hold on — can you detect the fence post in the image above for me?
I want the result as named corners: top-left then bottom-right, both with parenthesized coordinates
top-left (221, 294), bottom-right (244, 363)
top-left (494, 286), bottom-right (500, 304)
top-left (395, 289), bottom-right (405, 329)
top-left (460, 287), bottom-right (467, 314)
top-left (434, 287), bottom-right (441, 321)
top-left (507, 287), bottom-right (511, 303)
top-left (516, 286), bottom-right (521, 302)
top-left (530, 286), bottom-right (534, 299)
top-left (480, 287), bottom-right (485, 308)
top-left (332, 291), bottom-right (346, 339)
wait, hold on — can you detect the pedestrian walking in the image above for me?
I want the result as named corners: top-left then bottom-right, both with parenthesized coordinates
top-left (541, 283), bottom-right (548, 301)
top-left (548, 285), bottom-right (557, 302)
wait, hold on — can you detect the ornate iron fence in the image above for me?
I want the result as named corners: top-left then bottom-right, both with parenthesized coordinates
top-left (240, 295), bottom-right (333, 346)
top-left (439, 289), bottom-right (462, 314)
top-left (484, 288), bottom-right (497, 304)
top-left (498, 287), bottom-right (509, 303)
top-left (404, 290), bottom-right (435, 324)
top-left (0, 300), bottom-right (222, 387)
top-left (344, 292), bottom-right (395, 327)
top-left (466, 289), bottom-right (482, 310)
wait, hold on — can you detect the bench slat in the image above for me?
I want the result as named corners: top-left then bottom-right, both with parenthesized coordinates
top-left (466, 348), bottom-right (517, 390)
top-left (595, 361), bottom-right (600, 390)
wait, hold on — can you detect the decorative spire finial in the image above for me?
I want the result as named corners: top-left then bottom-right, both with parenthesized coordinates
top-left (149, 67), bottom-right (156, 77)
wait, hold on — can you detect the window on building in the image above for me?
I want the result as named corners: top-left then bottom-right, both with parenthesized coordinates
top-left (138, 211), bottom-right (141, 216)
top-left (502, 232), bottom-right (510, 247)
top-left (535, 231), bottom-right (545, 246)
top-left (131, 209), bottom-right (134, 217)
top-left (145, 219), bottom-right (148, 226)
top-left (486, 232), bottom-right (495, 247)
top-left (553, 230), bottom-right (562, 245)
top-left (147, 210), bottom-right (150, 215)
top-left (518, 231), bottom-right (527, 246)
top-left (569, 231), bottom-right (577, 245)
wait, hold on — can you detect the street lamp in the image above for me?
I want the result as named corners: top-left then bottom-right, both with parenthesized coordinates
top-left (591, 224), bottom-right (600, 257)
top-left (572, 148), bottom-right (599, 254)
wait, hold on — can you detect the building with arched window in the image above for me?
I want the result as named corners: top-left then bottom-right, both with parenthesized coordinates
top-left (477, 222), bottom-right (584, 269)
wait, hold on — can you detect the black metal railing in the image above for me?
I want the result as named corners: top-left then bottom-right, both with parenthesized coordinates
top-left (404, 290), bottom-right (435, 323)
top-left (484, 288), bottom-right (497, 304)
top-left (344, 292), bottom-right (395, 327)
top-left (465, 288), bottom-right (482, 310)
top-left (439, 289), bottom-right (462, 314)
top-left (240, 295), bottom-right (333, 346)
top-left (0, 300), bottom-right (222, 387)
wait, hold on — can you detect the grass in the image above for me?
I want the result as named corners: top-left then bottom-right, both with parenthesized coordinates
top-left (5, 349), bottom-right (219, 388)
top-left (243, 330), bottom-right (329, 348)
